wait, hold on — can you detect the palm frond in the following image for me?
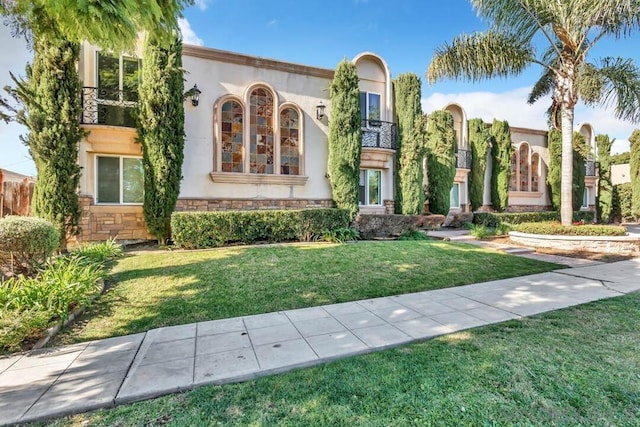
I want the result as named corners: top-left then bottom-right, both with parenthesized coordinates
top-left (528, 69), bottom-right (555, 105)
top-left (427, 31), bottom-right (535, 84)
top-left (580, 57), bottom-right (640, 123)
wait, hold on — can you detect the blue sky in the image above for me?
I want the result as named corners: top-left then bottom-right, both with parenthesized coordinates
top-left (2, 0), bottom-right (640, 175)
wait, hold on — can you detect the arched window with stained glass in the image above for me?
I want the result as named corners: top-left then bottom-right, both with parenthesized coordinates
top-left (531, 153), bottom-right (540, 192)
top-left (280, 107), bottom-right (300, 175)
top-left (519, 143), bottom-right (529, 192)
top-left (509, 152), bottom-right (518, 191)
top-left (220, 100), bottom-right (244, 172)
top-left (249, 87), bottom-right (275, 174)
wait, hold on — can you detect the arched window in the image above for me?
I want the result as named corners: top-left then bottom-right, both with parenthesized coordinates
top-left (280, 107), bottom-right (300, 175)
top-left (249, 87), bottom-right (275, 174)
top-left (510, 152), bottom-right (518, 191)
top-left (519, 143), bottom-right (529, 192)
top-left (531, 153), bottom-right (540, 192)
top-left (220, 100), bottom-right (244, 173)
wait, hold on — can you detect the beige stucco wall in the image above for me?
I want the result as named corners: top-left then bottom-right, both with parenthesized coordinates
top-left (612, 164), bottom-right (631, 185)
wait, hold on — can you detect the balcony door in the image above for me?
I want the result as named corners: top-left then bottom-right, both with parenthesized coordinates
top-left (95, 52), bottom-right (140, 127)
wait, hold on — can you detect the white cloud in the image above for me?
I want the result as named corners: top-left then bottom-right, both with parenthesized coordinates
top-left (266, 19), bottom-right (278, 28)
top-left (422, 87), bottom-right (637, 153)
top-left (178, 18), bottom-right (204, 46)
top-left (193, 0), bottom-right (211, 11)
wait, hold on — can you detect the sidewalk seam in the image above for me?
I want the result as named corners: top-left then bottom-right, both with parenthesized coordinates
top-left (112, 331), bottom-right (148, 401)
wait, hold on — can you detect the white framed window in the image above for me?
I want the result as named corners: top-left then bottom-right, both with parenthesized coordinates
top-left (450, 183), bottom-right (460, 209)
top-left (95, 52), bottom-right (141, 127)
top-left (359, 169), bottom-right (382, 206)
top-left (96, 155), bottom-right (144, 204)
top-left (359, 92), bottom-right (381, 122)
top-left (582, 187), bottom-right (589, 209)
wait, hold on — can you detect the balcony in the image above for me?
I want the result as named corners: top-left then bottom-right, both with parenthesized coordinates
top-left (455, 148), bottom-right (472, 170)
top-left (361, 120), bottom-right (397, 150)
top-left (81, 87), bottom-right (138, 128)
top-left (585, 160), bottom-right (596, 177)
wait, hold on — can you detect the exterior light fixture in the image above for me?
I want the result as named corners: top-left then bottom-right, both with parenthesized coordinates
top-left (316, 101), bottom-right (326, 120)
top-left (185, 84), bottom-right (202, 107)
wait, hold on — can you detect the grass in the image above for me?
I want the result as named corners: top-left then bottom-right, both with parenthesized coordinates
top-left (45, 291), bottom-right (640, 426)
top-left (53, 240), bottom-right (562, 345)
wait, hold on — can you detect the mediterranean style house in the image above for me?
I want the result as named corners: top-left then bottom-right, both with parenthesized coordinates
top-left (74, 40), bottom-right (598, 242)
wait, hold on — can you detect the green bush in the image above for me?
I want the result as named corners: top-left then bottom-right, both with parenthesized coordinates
top-left (468, 224), bottom-right (491, 240)
top-left (320, 227), bottom-right (360, 243)
top-left (514, 222), bottom-right (627, 236)
top-left (397, 230), bottom-right (431, 241)
top-left (70, 238), bottom-right (124, 263)
top-left (612, 183), bottom-right (633, 223)
top-left (473, 211), bottom-right (595, 227)
top-left (171, 209), bottom-right (352, 249)
top-left (0, 308), bottom-right (52, 353)
top-left (0, 216), bottom-right (60, 275)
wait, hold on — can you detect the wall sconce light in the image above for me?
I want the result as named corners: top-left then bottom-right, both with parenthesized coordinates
top-left (316, 101), bottom-right (326, 120)
top-left (184, 84), bottom-right (202, 107)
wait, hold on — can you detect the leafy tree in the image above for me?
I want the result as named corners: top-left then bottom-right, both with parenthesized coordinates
top-left (547, 128), bottom-right (562, 211)
top-left (328, 60), bottom-right (362, 218)
top-left (394, 73), bottom-right (427, 214)
top-left (0, 0), bottom-right (192, 51)
top-left (427, 0), bottom-right (640, 225)
top-left (630, 129), bottom-right (640, 219)
top-left (3, 29), bottom-right (83, 250)
top-left (468, 118), bottom-right (491, 211)
top-left (138, 33), bottom-right (185, 245)
top-left (611, 151), bottom-right (630, 165)
top-left (425, 110), bottom-right (456, 215)
top-left (596, 134), bottom-right (614, 223)
top-left (572, 132), bottom-right (588, 211)
top-left (490, 119), bottom-right (512, 212)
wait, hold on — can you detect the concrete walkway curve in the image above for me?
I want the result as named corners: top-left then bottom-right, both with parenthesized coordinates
top-left (1, 257), bottom-right (639, 425)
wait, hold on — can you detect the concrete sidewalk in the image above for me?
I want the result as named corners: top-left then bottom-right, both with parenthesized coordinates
top-left (1, 258), bottom-right (639, 425)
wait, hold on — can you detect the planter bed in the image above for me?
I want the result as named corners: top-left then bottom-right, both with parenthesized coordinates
top-left (509, 231), bottom-right (640, 255)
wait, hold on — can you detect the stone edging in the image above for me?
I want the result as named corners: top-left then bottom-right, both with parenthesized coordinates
top-left (31, 279), bottom-right (106, 350)
top-left (509, 231), bottom-right (640, 255)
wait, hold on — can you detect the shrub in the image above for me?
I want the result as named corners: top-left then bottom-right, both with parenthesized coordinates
top-left (0, 308), bottom-right (52, 353)
top-left (468, 118), bottom-right (491, 211)
top-left (426, 110), bottom-right (456, 215)
top-left (473, 211), bottom-right (595, 227)
top-left (0, 216), bottom-right (60, 275)
top-left (490, 119), bottom-right (513, 212)
top-left (320, 227), bottom-right (360, 243)
top-left (398, 230), bottom-right (431, 241)
top-left (468, 224), bottom-right (491, 240)
top-left (596, 134), bottom-right (613, 223)
top-left (514, 222), bottom-right (627, 237)
top-left (630, 129), bottom-right (640, 219)
top-left (70, 238), bottom-right (124, 263)
top-left (612, 183), bottom-right (633, 223)
top-left (171, 209), bottom-right (351, 249)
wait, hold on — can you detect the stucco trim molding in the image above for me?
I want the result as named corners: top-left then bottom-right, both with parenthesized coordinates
top-left (209, 172), bottom-right (308, 185)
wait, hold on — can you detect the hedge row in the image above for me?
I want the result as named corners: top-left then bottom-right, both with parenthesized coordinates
top-left (171, 209), bottom-right (352, 249)
top-left (514, 222), bottom-right (627, 237)
top-left (612, 183), bottom-right (634, 223)
top-left (473, 211), bottom-right (595, 227)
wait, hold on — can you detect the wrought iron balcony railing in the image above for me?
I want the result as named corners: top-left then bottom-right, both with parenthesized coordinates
top-left (81, 87), bottom-right (138, 128)
top-left (456, 148), bottom-right (473, 169)
top-left (585, 160), bottom-right (596, 177)
top-left (361, 119), bottom-right (397, 150)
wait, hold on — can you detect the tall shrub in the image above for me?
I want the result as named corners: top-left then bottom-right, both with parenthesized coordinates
top-left (547, 128), bottom-right (562, 210)
top-left (468, 118), bottom-right (490, 211)
top-left (490, 119), bottom-right (513, 212)
top-left (596, 134), bottom-right (613, 223)
top-left (572, 131), bottom-right (587, 211)
top-left (631, 129), bottom-right (640, 220)
top-left (138, 33), bottom-right (186, 245)
top-left (394, 73), bottom-right (426, 214)
top-left (425, 110), bottom-right (456, 215)
top-left (328, 60), bottom-right (362, 218)
top-left (7, 30), bottom-right (83, 250)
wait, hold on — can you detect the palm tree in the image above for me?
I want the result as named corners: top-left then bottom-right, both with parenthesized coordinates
top-left (427, 0), bottom-right (640, 225)
top-left (1, 0), bottom-right (192, 50)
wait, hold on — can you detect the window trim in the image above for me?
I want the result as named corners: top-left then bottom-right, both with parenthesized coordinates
top-left (94, 154), bottom-right (144, 205)
top-left (360, 91), bottom-right (382, 122)
top-left (95, 51), bottom-right (141, 93)
top-left (582, 187), bottom-right (590, 209)
top-left (510, 142), bottom-right (540, 193)
top-left (450, 183), bottom-right (460, 209)
top-left (359, 169), bottom-right (383, 207)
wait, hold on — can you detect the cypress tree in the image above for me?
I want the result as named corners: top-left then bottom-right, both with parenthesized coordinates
top-left (394, 73), bottom-right (426, 215)
top-left (630, 129), bottom-right (640, 220)
top-left (596, 134), bottom-right (613, 223)
top-left (138, 33), bottom-right (186, 245)
top-left (468, 118), bottom-right (490, 211)
top-left (490, 119), bottom-right (513, 212)
top-left (547, 128), bottom-right (562, 210)
top-left (425, 110), bottom-right (456, 215)
top-left (572, 131), bottom-right (587, 211)
top-left (7, 28), bottom-right (83, 250)
top-left (328, 60), bottom-right (362, 219)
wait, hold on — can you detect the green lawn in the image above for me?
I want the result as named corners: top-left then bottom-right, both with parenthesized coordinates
top-left (46, 291), bottom-right (640, 426)
top-left (53, 240), bottom-right (561, 345)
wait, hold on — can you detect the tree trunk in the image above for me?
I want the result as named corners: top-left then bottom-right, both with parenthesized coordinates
top-left (560, 106), bottom-right (574, 226)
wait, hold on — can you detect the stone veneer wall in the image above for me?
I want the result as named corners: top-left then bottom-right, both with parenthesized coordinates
top-left (175, 198), bottom-right (334, 212)
top-left (505, 204), bottom-right (553, 213)
top-left (383, 200), bottom-right (395, 215)
top-left (76, 195), bottom-right (154, 243)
